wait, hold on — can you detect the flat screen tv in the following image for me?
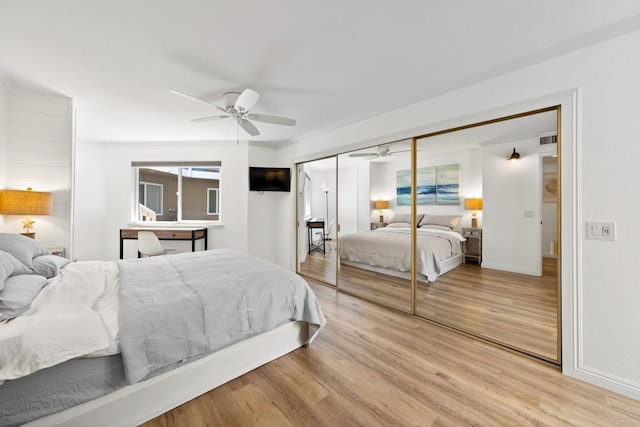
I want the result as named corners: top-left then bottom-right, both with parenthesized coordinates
top-left (249, 167), bottom-right (291, 192)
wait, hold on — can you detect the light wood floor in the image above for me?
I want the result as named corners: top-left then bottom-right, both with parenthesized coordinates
top-left (300, 250), bottom-right (558, 361)
top-left (144, 280), bottom-right (640, 426)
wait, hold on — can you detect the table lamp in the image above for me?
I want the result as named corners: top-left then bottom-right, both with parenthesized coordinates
top-left (0, 188), bottom-right (53, 238)
top-left (373, 200), bottom-right (389, 223)
top-left (464, 197), bottom-right (483, 228)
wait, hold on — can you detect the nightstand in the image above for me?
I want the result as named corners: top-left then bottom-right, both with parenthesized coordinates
top-left (370, 222), bottom-right (388, 230)
top-left (462, 227), bottom-right (482, 265)
top-left (48, 247), bottom-right (66, 258)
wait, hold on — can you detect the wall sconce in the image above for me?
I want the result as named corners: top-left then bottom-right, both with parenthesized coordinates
top-left (507, 148), bottom-right (521, 163)
top-left (464, 197), bottom-right (483, 228)
top-left (0, 188), bottom-right (53, 238)
top-left (373, 200), bottom-right (389, 223)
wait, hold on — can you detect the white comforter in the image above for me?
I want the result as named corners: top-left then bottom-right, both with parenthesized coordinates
top-left (0, 261), bottom-right (119, 381)
top-left (339, 227), bottom-right (465, 282)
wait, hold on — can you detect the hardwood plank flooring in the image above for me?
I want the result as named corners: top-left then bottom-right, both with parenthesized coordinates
top-left (415, 258), bottom-right (558, 361)
top-left (144, 280), bottom-right (640, 426)
top-left (299, 241), bottom-right (338, 285)
top-left (301, 251), bottom-right (558, 361)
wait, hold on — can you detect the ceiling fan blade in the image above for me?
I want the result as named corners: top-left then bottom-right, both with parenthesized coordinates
top-left (235, 88), bottom-right (260, 112)
top-left (191, 115), bottom-right (231, 123)
top-left (169, 89), bottom-right (227, 113)
top-left (238, 119), bottom-right (260, 136)
top-left (247, 113), bottom-right (296, 126)
top-left (349, 153), bottom-right (377, 158)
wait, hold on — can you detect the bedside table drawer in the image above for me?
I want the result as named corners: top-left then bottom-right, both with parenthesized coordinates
top-left (463, 229), bottom-right (481, 238)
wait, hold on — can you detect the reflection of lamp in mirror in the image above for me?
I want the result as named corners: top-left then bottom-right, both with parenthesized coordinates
top-left (373, 200), bottom-right (389, 223)
top-left (464, 197), bottom-right (483, 228)
top-left (0, 188), bottom-right (53, 238)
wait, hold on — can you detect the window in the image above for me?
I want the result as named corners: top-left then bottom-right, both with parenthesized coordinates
top-left (139, 182), bottom-right (163, 216)
top-left (207, 188), bottom-right (219, 215)
top-left (133, 161), bottom-right (222, 223)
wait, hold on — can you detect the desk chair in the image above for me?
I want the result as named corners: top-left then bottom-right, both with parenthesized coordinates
top-left (315, 219), bottom-right (335, 242)
top-left (137, 231), bottom-right (176, 257)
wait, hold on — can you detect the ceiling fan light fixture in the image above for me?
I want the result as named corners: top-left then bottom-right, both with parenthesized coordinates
top-left (171, 87), bottom-right (296, 137)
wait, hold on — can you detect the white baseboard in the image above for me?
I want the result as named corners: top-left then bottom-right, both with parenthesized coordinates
top-left (564, 364), bottom-right (640, 401)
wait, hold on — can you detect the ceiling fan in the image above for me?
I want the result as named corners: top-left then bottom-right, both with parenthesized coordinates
top-left (169, 88), bottom-right (296, 136)
top-left (349, 145), bottom-right (411, 158)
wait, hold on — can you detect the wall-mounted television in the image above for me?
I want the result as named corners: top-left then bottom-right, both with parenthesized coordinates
top-left (249, 167), bottom-right (291, 192)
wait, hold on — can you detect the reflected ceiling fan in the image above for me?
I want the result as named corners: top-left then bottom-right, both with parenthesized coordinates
top-left (170, 88), bottom-right (296, 136)
top-left (349, 145), bottom-right (411, 158)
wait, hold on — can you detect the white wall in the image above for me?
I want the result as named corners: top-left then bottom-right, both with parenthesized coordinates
top-left (337, 166), bottom-right (357, 235)
top-left (356, 162), bottom-right (370, 232)
top-left (72, 140), bottom-right (107, 260)
top-left (482, 138), bottom-right (542, 276)
top-left (0, 88), bottom-right (72, 253)
top-left (247, 145), bottom-right (293, 265)
top-left (370, 149), bottom-right (483, 228)
top-left (276, 29), bottom-right (640, 399)
top-left (73, 141), bottom-right (249, 261)
top-left (0, 79), bottom-right (7, 189)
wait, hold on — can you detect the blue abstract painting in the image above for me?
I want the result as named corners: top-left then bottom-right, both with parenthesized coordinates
top-left (396, 164), bottom-right (459, 206)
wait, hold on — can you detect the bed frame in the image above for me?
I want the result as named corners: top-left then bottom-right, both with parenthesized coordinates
top-left (340, 253), bottom-right (463, 282)
top-left (26, 321), bottom-right (310, 427)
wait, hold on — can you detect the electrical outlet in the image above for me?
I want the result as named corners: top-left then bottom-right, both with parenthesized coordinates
top-left (586, 222), bottom-right (616, 241)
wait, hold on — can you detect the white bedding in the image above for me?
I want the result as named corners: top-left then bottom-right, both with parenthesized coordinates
top-left (0, 261), bottom-right (120, 381)
top-left (338, 227), bottom-right (465, 282)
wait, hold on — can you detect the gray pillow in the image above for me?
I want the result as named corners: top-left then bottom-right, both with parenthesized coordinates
top-left (32, 255), bottom-right (71, 279)
top-left (0, 234), bottom-right (49, 269)
top-left (388, 213), bottom-right (424, 226)
top-left (418, 214), bottom-right (461, 230)
top-left (0, 250), bottom-right (32, 291)
top-left (0, 274), bottom-right (48, 321)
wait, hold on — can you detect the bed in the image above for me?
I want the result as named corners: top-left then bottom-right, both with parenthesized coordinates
top-left (338, 214), bottom-right (466, 282)
top-left (0, 234), bottom-right (326, 426)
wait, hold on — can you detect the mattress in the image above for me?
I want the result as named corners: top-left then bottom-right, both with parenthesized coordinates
top-left (0, 355), bottom-right (126, 427)
top-left (338, 227), bottom-right (465, 282)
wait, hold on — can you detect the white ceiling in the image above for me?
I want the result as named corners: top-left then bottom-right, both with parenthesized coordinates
top-left (1, 1), bottom-right (639, 145)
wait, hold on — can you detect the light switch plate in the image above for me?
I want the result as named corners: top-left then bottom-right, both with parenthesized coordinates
top-left (586, 222), bottom-right (616, 241)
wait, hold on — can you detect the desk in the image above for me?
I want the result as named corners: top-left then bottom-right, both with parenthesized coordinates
top-left (306, 218), bottom-right (325, 254)
top-left (119, 227), bottom-right (208, 259)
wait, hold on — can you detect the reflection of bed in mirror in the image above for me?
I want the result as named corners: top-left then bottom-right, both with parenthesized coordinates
top-left (338, 214), bottom-right (466, 282)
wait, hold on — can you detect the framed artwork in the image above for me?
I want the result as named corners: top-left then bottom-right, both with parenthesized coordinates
top-left (543, 172), bottom-right (558, 203)
top-left (396, 164), bottom-right (459, 205)
top-left (435, 164), bottom-right (460, 205)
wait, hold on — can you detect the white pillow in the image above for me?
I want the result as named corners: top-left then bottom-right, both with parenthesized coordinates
top-left (388, 213), bottom-right (424, 226)
top-left (419, 224), bottom-right (453, 231)
top-left (418, 214), bottom-right (461, 230)
top-left (385, 223), bottom-right (411, 228)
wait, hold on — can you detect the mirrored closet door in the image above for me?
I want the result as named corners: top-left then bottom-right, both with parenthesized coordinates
top-left (413, 108), bottom-right (560, 363)
top-left (335, 141), bottom-right (413, 312)
top-left (296, 107), bottom-right (561, 364)
top-left (296, 157), bottom-right (337, 286)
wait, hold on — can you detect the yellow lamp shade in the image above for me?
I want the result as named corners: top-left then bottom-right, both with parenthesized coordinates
top-left (0, 189), bottom-right (53, 215)
top-left (464, 198), bottom-right (483, 211)
top-left (373, 200), bottom-right (389, 210)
